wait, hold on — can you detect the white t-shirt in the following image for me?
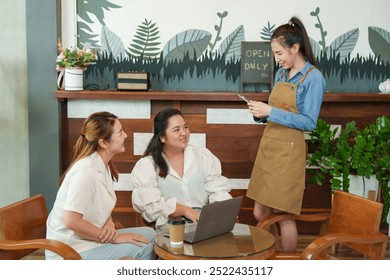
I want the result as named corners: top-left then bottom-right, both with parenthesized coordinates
top-left (131, 145), bottom-right (232, 227)
top-left (46, 152), bottom-right (117, 259)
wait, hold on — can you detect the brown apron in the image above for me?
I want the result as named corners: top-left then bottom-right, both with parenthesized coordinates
top-left (246, 67), bottom-right (315, 215)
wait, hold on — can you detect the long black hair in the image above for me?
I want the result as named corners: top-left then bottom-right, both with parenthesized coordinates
top-left (143, 108), bottom-right (184, 178)
top-left (271, 16), bottom-right (316, 66)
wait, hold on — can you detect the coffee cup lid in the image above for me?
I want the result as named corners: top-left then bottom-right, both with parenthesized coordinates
top-left (168, 217), bottom-right (186, 225)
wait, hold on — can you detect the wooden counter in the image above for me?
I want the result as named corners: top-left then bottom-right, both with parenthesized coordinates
top-left (56, 90), bottom-right (390, 102)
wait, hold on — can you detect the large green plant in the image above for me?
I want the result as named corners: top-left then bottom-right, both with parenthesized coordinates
top-left (351, 116), bottom-right (390, 181)
top-left (308, 119), bottom-right (357, 192)
top-left (308, 116), bottom-right (390, 218)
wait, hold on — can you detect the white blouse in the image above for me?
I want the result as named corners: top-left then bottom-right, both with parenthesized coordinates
top-left (46, 152), bottom-right (116, 259)
top-left (131, 145), bottom-right (232, 227)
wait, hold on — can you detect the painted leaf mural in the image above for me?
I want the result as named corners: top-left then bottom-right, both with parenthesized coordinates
top-left (260, 22), bottom-right (275, 41)
top-left (100, 25), bottom-right (127, 61)
top-left (77, 0), bottom-right (121, 48)
top-left (217, 25), bottom-right (245, 62)
top-left (209, 11), bottom-right (228, 53)
top-left (368, 26), bottom-right (390, 64)
top-left (78, 21), bottom-right (99, 48)
top-left (163, 29), bottom-right (212, 64)
top-left (310, 37), bottom-right (321, 59)
top-left (128, 19), bottom-right (161, 59)
top-left (77, 0), bottom-right (121, 25)
top-left (329, 28), bottom-right (359, 62)
top-left (77, 2), bottom-right (390, 92)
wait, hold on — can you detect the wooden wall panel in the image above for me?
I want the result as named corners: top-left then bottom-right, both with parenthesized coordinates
top-left (57, 91), bottom-right (389, 234)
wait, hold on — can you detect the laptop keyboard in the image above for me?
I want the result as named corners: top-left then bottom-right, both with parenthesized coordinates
top-left (184, 223), bottom-right (198, 240)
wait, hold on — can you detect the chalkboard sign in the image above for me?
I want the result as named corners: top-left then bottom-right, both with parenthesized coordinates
top-left (240, 41), bottom-right (273, 92)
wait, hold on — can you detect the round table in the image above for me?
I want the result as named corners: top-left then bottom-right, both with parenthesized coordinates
top-left (154, 223), bottom-right (275, 260)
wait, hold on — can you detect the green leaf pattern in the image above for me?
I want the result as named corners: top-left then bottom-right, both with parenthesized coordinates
top-left (163, 29), bottom-right (212, 64)
top-left (100, 25), bottom-right (127, 61)
top-left (329, 29), bottom-right (359, 62)
top-left (368, 26), bottom-right (390, 64)
top-left (217, 25), bottom-right (245, 62)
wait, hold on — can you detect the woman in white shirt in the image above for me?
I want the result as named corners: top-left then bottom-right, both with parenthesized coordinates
top-left (131, 108), bottom-right (232, 230)
top-left (46, 112), bottom-right (155, 260)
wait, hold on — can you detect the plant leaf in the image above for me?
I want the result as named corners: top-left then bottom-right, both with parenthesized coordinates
top-left (100, 25), bottom-right (127, 61)
top-left (329, 28), bottom-right (359, 62)
top-left (310, 37), bottom-right (321, 59)
top-left (128, 19), bottom-right (162, 59)
top-left (163, 29), bottom-right (212, 63)
top-left (77, 0), bottom-right (122, 25)
top-left (217, 25), bottom-right (245, 63)
top-left (368, 26), bottom-right (390, 64)
top-left (260, 21), bottom-right (276, 41)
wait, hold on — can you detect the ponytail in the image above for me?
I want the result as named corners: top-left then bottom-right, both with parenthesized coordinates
top-left (271, 16), bottom-right (316, 66)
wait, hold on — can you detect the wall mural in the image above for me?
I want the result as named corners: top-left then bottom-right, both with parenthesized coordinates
top-left (76, 1), bottom-right (390, 92)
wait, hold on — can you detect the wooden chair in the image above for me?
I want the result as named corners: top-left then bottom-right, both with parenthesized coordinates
top-left (257, 190), bottom-right (389, 260)
top-left (0, 194), bottom-right (81, 260)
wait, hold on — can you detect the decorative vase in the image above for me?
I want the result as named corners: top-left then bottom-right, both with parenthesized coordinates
top-left (348, 175), bottom-right (379, 200)
top-left (64, 67), bottom-right (83, 91)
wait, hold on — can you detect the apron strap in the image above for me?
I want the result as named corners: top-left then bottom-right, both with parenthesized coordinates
top-left (278, 66), bottom-right (315, 84)
top-left (298, 66), bottom-right (316, 85)
top-left (278, 70), bottom-right (286, 81)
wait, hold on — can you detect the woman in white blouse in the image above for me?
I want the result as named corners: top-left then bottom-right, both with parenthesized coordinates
top-left (46, 112), bottom-right (155, 260)
top-left (131, 108), bottom-right (232, 230)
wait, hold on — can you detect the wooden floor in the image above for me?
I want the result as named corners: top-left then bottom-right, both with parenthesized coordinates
top-left (297, 235), bottom-right (390, 260)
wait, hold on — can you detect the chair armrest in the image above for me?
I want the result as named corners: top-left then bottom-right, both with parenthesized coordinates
top-left (301, 232), bottom-right (389, 260)
top-left (257, 212), bottom-right (330, 229)
top-left (0, 239), bottom-right (82, 260)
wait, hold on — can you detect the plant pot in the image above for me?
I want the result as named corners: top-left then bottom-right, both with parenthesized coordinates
top-left (348, 175), bottom-right (379, 201)
top-left (387, 212), bottom-right (390, 237)
top-left (64, 67), bottom-right (83, 91)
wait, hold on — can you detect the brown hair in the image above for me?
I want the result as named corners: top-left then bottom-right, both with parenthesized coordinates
top-left (59, 111), bottom-right (119, 185)
top-left (271, 16), bottom-right (316, 66)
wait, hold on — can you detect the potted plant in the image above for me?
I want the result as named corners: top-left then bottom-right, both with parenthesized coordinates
top-left (307, 115), bottom-right (390, 219)
top-left (56, 40), bottom-right (96, 91)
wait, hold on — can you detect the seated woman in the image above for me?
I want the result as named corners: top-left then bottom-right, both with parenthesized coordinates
top-left (46, 111), bottom-right (155, 260)
top-left (131, 108), bottom-right (232, 231)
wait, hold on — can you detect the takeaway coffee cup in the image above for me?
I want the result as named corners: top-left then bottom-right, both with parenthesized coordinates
top-left (168, 217), bottom-right (186, 246)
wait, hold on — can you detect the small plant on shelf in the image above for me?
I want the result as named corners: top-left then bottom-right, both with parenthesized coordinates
top-left (56, 40), bottom-right (97, 70)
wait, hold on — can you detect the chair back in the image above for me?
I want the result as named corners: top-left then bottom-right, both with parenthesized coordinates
top-left (0, 194), bottom-right (48, 259)
top-left (327, 190), bottom-right (384, 258)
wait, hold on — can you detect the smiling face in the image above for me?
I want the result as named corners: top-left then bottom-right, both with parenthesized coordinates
top-left (104, 119), bottom-right (128, 156)
top-left (271, 38), bottom-right (299, 70)
top-left (160, 114), bottom-right (190, 152)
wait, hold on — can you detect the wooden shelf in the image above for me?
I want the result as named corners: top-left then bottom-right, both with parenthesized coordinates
top-left (55, 90), bottom-right (390, 103)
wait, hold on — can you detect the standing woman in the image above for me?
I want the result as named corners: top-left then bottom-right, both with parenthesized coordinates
top-left (246, 17), bottom-right (325, 252)
top-left (46, 112), bottom-right (155, 260)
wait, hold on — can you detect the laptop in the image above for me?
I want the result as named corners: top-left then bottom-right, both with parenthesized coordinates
top-left (180, 196), bottom-right (243, 243)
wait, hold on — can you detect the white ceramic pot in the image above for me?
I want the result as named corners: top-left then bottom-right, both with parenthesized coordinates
top-left (379, 79), bottom-right (390, 93)
top-left (64, 67), bottom-right (83, 91)
top-left (348, 175), bottom-right (379, 200)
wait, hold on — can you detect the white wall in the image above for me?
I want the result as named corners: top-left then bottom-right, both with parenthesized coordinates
top-left (0, 0), bottom-right (30, 206)
top-left (63, 0), bottom-right (389, 58)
